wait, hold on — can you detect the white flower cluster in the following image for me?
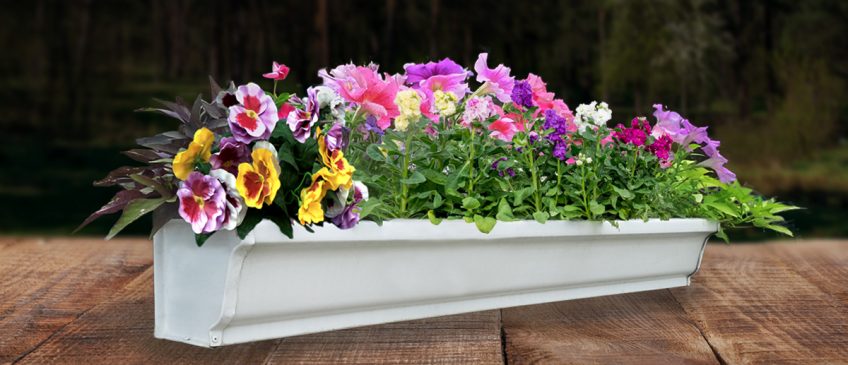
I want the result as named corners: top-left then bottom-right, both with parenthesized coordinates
top-left (573, 101), bottom-right (612, 132)
top-left (312, 86), bottom-right (347, 124)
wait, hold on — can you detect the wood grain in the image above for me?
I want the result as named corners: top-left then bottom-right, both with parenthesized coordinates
top-left (501, 291), bottom-right (720, 365)
top-left (265, 311), bottom-right (503, 365)
top-left (768, 240), bottom-right (848, 307)
top-left (14, 268), bottom-right (280, 365)
top-left (0, 237), bottom-right (151, 363)
top-left (671, 243), bottom-right (848, 364)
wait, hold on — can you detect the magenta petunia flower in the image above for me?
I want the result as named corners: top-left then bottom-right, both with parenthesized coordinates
top-left (177, 172), bottom-right (227, 234)
top-left (210, 137), bottom-right (251, 176)
top-left (474, 53), bottom-right (515, 103)
top-left (263, 61), bottom-right (290, 81)
top-left (227, 83), bottom-right (279, 143)
top-left (319, 63), bottom-right (399, 130)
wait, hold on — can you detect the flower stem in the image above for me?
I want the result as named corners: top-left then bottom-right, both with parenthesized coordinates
top-left (527, 147), bottom-right (542, 213)
top-left (400, 130), bottom-right (413, 217)
top-left (273, 80), bottom-right (278, 97)
top-left (468, 131), bottom-right (475, 195)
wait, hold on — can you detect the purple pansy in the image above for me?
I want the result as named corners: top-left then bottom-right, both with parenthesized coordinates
top-left (177, 172), bottom-right (227, 234)
top-left (325, 123), bottom-right (350, 152)
top-left (209, 137), bottom-right (250, 176)
top-left (287, 88), bottom-right (321, 143)
top-left (227, 83), bottom-right (279, 143)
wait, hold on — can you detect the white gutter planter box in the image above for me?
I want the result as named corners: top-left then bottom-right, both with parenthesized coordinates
top-left (153, 218), bottom-right (717, 347)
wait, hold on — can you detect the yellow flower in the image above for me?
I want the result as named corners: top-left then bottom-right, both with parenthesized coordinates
top-left (236, 144), bottom-right (281, 208)
top-left (393, 89), bottom-right (422, 132)
top-left (433, 90), bottom-right (458, 116)
top-left (316, 126), bottom-right (355, 190)
top-left (298, 179), bottom-right (327, 225)
top-left (172, 128), bottom-right (215, 180)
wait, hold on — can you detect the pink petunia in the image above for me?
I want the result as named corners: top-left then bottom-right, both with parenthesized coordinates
top-left (474, 53), bottom-right (515, 103)
top-left (526, 73), bottom-right (556, 110)
top-left (319, 63), bottom-right (400, 130)
top-left (488, 116), bottom-right (519, 142)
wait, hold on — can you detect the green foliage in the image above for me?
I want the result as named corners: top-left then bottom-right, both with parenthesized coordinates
top-left (349, 104), bottom-right (799, 239)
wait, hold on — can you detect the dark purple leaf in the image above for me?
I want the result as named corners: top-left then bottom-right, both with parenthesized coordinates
top-left (74, 189), bottom-right (147, 233)
top-left (122, 149), bottom-right (171, 163)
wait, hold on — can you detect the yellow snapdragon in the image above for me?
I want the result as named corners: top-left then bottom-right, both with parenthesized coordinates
top-left (393, 89), bottom-right (422, 132)
top-left (433, 90), bottom-right (458, 116)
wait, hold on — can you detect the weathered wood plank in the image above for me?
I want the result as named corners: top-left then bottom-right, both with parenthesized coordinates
top-left (0, 237), bottom-right (151, 363)
top-left (15, 268), bottom-right (279, 365)
top-left (264, 311), bottom-right (503, 365)
top-left (768, 240), bottom-right (848, 306)
top-left (671, 242), bottom-right (848, 364)
top-left (502, 291), bottom-right (720, 364)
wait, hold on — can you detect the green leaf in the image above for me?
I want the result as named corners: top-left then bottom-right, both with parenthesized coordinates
top-left (400, 171), bottom-right (426, 185)
top-left (268, 215), bottom-right (294, 239)
top-left (533, 211), bottom-right (550, 224)
top-left (106, 197), bottom-right (167, 239)
top-left (705, 202), bottom-right (740, 218)
top-left (195, 232), bottom-right (213, 247)
top-left (462, 197), bottom-right (481, 210)
top-left (366, 144), bottom-right (387, 162)
top-left (764, 224), bottom-right (794, 237)
top-left (589, 200), bottom-right (605, 217)
top-left (513, 187), bottom-right (535, 206)
top-left (432, 193), bottom-right (443, 209)
top-left (277, 144), bottom-right (300, 171)
top-left (473, 215), bottom-right (497, 234)
top-left (129, 174), bottom-right (172, 198)
top-left (427, 210), bottom-right (443, 225)
top-left (237, 210), bottom-right (263, 239)
top-left (612, 186), bottom-right (634, 200)
top-left (420, 168), bottom-right (448, 185)
top-left (496, 198), bottom-right (515, 221)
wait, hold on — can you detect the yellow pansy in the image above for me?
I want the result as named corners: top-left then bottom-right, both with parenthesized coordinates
top-left (172, 128), bottom-right (215, 180)
top-left (298, 179), bottom-right (327, 225)
top-left (236, 144), bottom-right (281, 208)
top-left (315, 126), bottom-right (355, 190)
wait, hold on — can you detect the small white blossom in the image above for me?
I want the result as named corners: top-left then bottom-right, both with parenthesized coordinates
top-left (574, 101), bottom-right (612, 132)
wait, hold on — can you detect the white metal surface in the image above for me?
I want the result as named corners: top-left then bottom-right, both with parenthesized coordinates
top-left (153, 218), bottom-right (717, 347)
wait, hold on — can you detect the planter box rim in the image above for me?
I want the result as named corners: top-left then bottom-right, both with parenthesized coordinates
top-left (238, 217), bottom-right (718, 244)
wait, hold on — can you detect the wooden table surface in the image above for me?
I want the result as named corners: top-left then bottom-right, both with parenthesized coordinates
top-left (1, 237), bottom-right (846, 364)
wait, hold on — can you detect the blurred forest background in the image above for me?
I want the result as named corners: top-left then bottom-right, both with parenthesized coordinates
top-left (1, 0), bottom-right (845, 239)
